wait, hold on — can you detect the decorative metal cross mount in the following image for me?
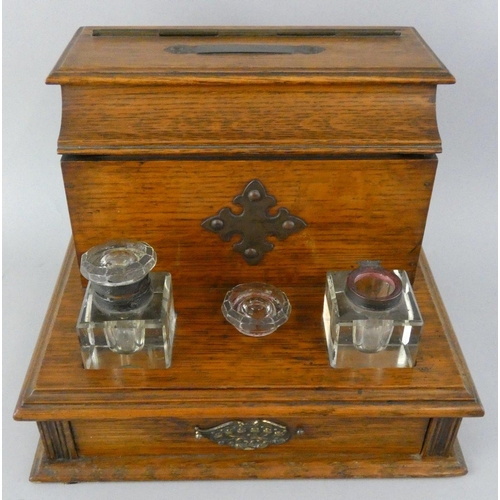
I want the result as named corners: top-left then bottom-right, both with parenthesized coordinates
top-left (201, 179), bottom-right (307, 265)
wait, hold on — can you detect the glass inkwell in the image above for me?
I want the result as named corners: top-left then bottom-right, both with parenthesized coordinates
top-left (76, 240), bottom-right (176, 369)
top-left (222, 283), bottom-right (291, 337)
top-left (323, 261), bottom-right (423, 368)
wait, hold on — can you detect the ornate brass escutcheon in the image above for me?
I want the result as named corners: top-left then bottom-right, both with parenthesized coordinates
top-left (201, 179), bottom-right (307, 265)
top-left (194, 419), bottom-right (291, 450)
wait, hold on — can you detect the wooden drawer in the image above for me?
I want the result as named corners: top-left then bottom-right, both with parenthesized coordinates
top-left (70, 416), bottom-right (429, 457)
top-left (62, 155), bottom-right (436, 287)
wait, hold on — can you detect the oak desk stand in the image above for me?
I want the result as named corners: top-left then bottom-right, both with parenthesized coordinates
top-left (14, 27), bottom-right (483, 482)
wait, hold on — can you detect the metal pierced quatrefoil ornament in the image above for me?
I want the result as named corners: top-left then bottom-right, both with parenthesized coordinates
top-left (201, 180), bottom-right (307, 265)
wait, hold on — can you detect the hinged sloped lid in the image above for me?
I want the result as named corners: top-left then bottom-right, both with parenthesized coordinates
top-left (47, 26), bottom-right (455, 85)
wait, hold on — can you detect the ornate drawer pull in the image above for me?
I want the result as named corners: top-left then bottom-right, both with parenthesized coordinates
top-left (194, 420), bottom-right (291, 450)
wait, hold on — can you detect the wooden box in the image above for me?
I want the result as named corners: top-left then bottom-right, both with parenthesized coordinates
top-left (15, 27), bottom-right (483, 482)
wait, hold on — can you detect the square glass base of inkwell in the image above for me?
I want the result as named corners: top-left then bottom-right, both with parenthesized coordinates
top-left (323, 261), bottom-right (423, 369)
top-left (76, 241), bottom-right (176, 369)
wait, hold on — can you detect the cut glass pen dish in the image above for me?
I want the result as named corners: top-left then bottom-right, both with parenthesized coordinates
top-left (222, 283), bottom-right (291, 337)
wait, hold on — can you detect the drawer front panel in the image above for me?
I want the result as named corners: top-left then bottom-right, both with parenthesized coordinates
top-left (62, 156), bottom-right (436, 288)
top-left (71, 417), bottom-right (429, 457)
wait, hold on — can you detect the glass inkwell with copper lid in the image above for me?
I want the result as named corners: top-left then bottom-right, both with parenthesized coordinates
top-left (323, 261), bottom-right (423, 368)
top-left (76, 240), bottom-right (176, 369)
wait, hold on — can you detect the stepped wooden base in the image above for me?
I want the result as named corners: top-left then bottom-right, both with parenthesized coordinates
top-left (30, 440), bottom-right (467, 483)
top-left (15, 244), bottom-right (483, 483)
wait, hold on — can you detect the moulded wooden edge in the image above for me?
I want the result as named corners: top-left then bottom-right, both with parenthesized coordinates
top-left (46, 26), bottom-right (455, 85)
top-left (47, 73), bottom-right (456, 86)
top-left (55, 142), bottom-right (444, 156)
top-left (14, 241), bottom-right (75, 417)
top-left (29, 439), bottom-right (467, 482)
top-left (418, 252), bottom-right (483, 413)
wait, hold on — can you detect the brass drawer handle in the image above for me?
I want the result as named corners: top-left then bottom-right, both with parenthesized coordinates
top-left (194, 420), bottom-right (291, 450)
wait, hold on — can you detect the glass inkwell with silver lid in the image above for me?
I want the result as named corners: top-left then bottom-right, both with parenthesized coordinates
top-left (76, 240), bottom-right (176, 369)
top-left (323, 261), bottom-right (423, 368)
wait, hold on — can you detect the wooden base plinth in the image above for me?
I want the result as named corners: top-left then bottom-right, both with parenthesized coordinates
top-left (30, 440), bottom-right (467, 483)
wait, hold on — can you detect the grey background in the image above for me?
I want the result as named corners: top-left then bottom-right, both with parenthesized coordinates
top-left (3, 1), bottom-right (497, 499)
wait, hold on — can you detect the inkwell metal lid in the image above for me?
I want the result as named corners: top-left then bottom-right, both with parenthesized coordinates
top-left (345, 261), bottom-right (403, 311)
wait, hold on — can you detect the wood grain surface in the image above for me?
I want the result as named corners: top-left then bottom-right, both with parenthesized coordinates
top-left (14, 245), bottom-right (483, 421)
top-left (421, 417), bottom-right (462, 457)
top-left (57, 85), bottom-right (442, 155)
top-left (29, 440), bottom-right (468, 482)
top-left (62, 156), bottom-right (437, 288)
top-left (72, 416), bottom-right (428, 457)
top-left (49, 27), bottom-right (453, 155)
top-left (37, 421), bottom-right (78, 460)
top-left (47, 27), bottom-right (454, 84)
